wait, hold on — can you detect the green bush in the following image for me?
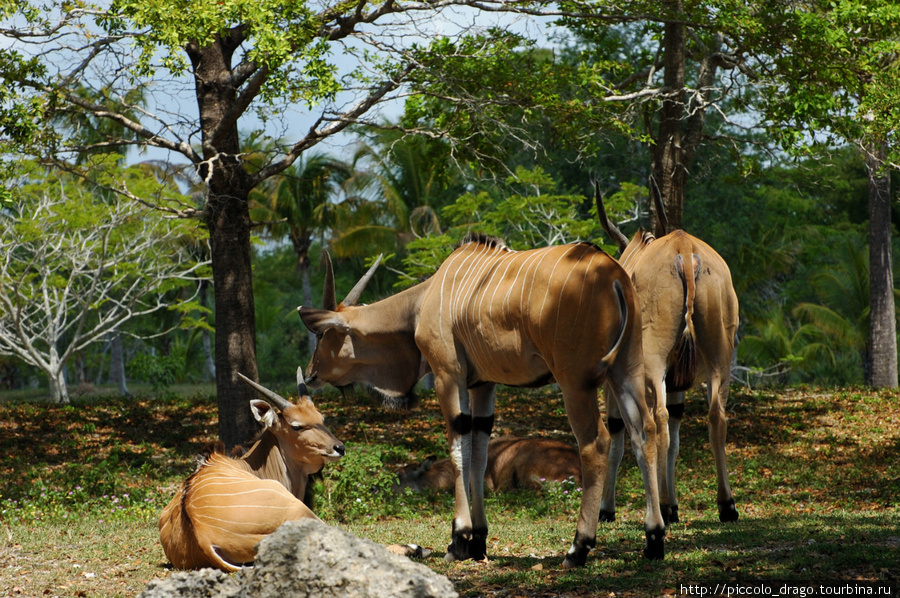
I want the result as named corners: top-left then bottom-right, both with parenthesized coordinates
top-left (317, 443), bottom-right (428, 522)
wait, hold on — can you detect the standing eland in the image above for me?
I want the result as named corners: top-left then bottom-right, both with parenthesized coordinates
top-left (595, 186), bottom-right (740, 524)
top-left (298, 234), bottom-right (665, 567)
top-left (158, 371), bottom-right (345, 571)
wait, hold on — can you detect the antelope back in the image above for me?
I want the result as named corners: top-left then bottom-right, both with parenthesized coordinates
top-left (487, 437), bottom-right (581, 490)
top-left (394, 437), bottom-right (582, 493)
top-left (394, 456), bottom-right (456, 493)
top-left (159, 452), bottom-right (316, 572)
top-left (418, 236), bottom-right (635, 388)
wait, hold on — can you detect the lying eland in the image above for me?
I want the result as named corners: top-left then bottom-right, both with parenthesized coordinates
top-left (394, 436), bottom-right (582, 493)
top-left (158, 371), bottom-right (345, 571)
top-left (596, 186), bottom-right (740, 524)
top-left (299, 235), bottom-right (665, 567)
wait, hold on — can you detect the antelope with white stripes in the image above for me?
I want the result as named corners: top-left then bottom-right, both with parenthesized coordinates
top-left (299, 235), bottom-right (665, 567)
top-left (596, 187), bottom-right (740, 525)
top-left (158, 371), bottom-right (345, 572)
top-left (393, 436), bottom-right (582, 493)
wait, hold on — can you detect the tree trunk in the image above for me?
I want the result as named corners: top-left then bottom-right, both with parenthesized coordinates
top-left (48, 363), bottom-right (69, 405)
top-left (647, 6), bottom-right (720, 233)
top-left (865, 141), bottom-right (897, 388)
top-left (108, 331), bottom-right (130, 396)
top-left (649, 6), bottom-right (687, 232)
top-left (189, 35), bottom-right (260, 449)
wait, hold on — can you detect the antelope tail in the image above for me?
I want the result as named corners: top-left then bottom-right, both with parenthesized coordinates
top-left (596, 279), bottom-right (630, 380)
top-left (667, 253), bottom-right (699, 392)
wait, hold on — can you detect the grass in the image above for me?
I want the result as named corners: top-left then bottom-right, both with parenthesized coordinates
top-left (0, 385), bottom-right (898, 597)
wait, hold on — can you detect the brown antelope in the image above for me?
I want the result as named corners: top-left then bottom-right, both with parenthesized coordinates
top-left (595, 186), bottom-right (740, 525)
top-left (298, 235), bottom-right (665, 568)
top-left (158, 371), bottom-right (345, 572)
top-left (394, 436), bottom-right (581, 493)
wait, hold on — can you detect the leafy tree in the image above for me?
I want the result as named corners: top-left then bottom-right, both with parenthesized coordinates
top-left (0, 163), bottom-right (208, 403)
top-left (249, 152), bottom-right (351, 355)
top-left (1, 0), bottom-right (586, 446)
top-left (738, 308), bottom-right (836, 387)
top-left (749, 0), bottom-right (900, 387)
top-left (399, 167), bottom-right (612, 286)
top-left (328, 126), bottom-right (465, 260)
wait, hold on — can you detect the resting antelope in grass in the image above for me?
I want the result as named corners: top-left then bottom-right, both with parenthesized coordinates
top-left (158, 371), bottom-right (345, 572)
top-left (595, 186), bottom-right (740, 524)
top-left (299, 235), bottom-right (665, 567)
top-left (394, 436), bottom-right (581, 493)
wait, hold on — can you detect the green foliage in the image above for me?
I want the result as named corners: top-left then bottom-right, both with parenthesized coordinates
top-left (127, 353), bottom-right (183, 394)
top-left (404, 31), bottom-right (628, 166)
top-left (104, 0), bottom-right (336, 106)
top-left (397, 167), bottom-right (616, 287)
top-left (317, 443), bottom-right (421, 522)
top-left (752, 0), bottom-right (900, 158)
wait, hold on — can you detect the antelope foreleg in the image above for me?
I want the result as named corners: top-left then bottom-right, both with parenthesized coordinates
top-left (662, 392), bottom-right (686, 524)
top-left (435, 373), bottom-right (480, 563)
top-left (467, 384), bottom-right (496, 561)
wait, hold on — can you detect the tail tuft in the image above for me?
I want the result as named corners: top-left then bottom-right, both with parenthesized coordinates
top-left (666, 333), bottom-right (697, 391)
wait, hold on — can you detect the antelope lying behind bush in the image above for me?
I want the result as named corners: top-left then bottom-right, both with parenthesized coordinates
top-left (394, 436), bottom-right (581, 493)
top-left (159, 371), bottom-right (345, 572)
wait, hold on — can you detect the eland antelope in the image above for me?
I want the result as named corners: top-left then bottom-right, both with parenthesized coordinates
top-left (394, 436), bottom-right (581, 493)
top-left (299, 235), bottom-right (665, 567)
top-left (158, 371), bottom-right (345, 571)
top-left (596, 187), bottom-right (740, 524)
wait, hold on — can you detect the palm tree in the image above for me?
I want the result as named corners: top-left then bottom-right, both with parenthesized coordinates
top-left (327, 126), bottom-right (461, 259)
top-left (249, 153), bottom-right (352, 354)
top-left (792, 237), bottom-right (898, 384)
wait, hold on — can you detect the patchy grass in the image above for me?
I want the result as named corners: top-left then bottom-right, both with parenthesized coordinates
top-left (0, 386), bottom-right (898, 597)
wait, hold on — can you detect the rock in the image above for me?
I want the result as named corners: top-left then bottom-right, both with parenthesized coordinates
top-left (138, 568), bottom-right (242, 598)
top-left (139, 519), bottom-right (457, 598)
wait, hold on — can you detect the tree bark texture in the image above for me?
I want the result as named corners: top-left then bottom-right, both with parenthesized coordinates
top-left (189, 36), bottom-right (261, 448)
top-left (865, 141), bottom-right (897, 388)
top-left (108, 332), bottom-right (130, 396)
top-left (649, 10), bottom-right (687, 232)
top-left (647, 5), bottom-right (720, 233)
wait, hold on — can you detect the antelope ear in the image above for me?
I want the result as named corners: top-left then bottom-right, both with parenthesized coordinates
top-left (250, 399), bottom-right (278, 428)
top-left (297, 306), bottom-right (350, 335)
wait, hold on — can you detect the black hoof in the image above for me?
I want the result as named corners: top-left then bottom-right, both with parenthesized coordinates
top-left (562, 532), bottom-right (595, 568)
top-left (447, 525), bottom-right (487, 561)
top-left (599, 510), bottom-right (616, 523)
top-left (469, 528), bottom-right (487, 561)
top-left (662, 504), bottom-right (679, 525)
top-left (718, 498), bottom-right (739, 522)
top-left (643, 526), bottom-right (665, 560)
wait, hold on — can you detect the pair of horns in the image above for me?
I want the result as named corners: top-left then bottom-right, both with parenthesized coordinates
top-left (593, 181), bottom-right (670, 250)
top-left (237, 368), bottom-right (310, 411)
top-left (321, 252), bottom-right (383, 311)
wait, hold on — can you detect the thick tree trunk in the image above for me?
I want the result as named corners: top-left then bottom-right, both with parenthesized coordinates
top-left (865, 141), bottom-right (897, 388)
top-left (208, 187), bottom-right (259, 448)
top-left (189, 35), bottom-right (261, 449)
top-left (48, 362), bottom-right (69, 405)
top-left (647, 6), bottom-right (720, 233)
top-left (649, 9), bottom-right (687, 232)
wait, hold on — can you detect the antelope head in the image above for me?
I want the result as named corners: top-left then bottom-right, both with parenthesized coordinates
top-left (238, 371), bottom-right (345, 471)
top-left (297, 254), bottom-right (424, 407)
